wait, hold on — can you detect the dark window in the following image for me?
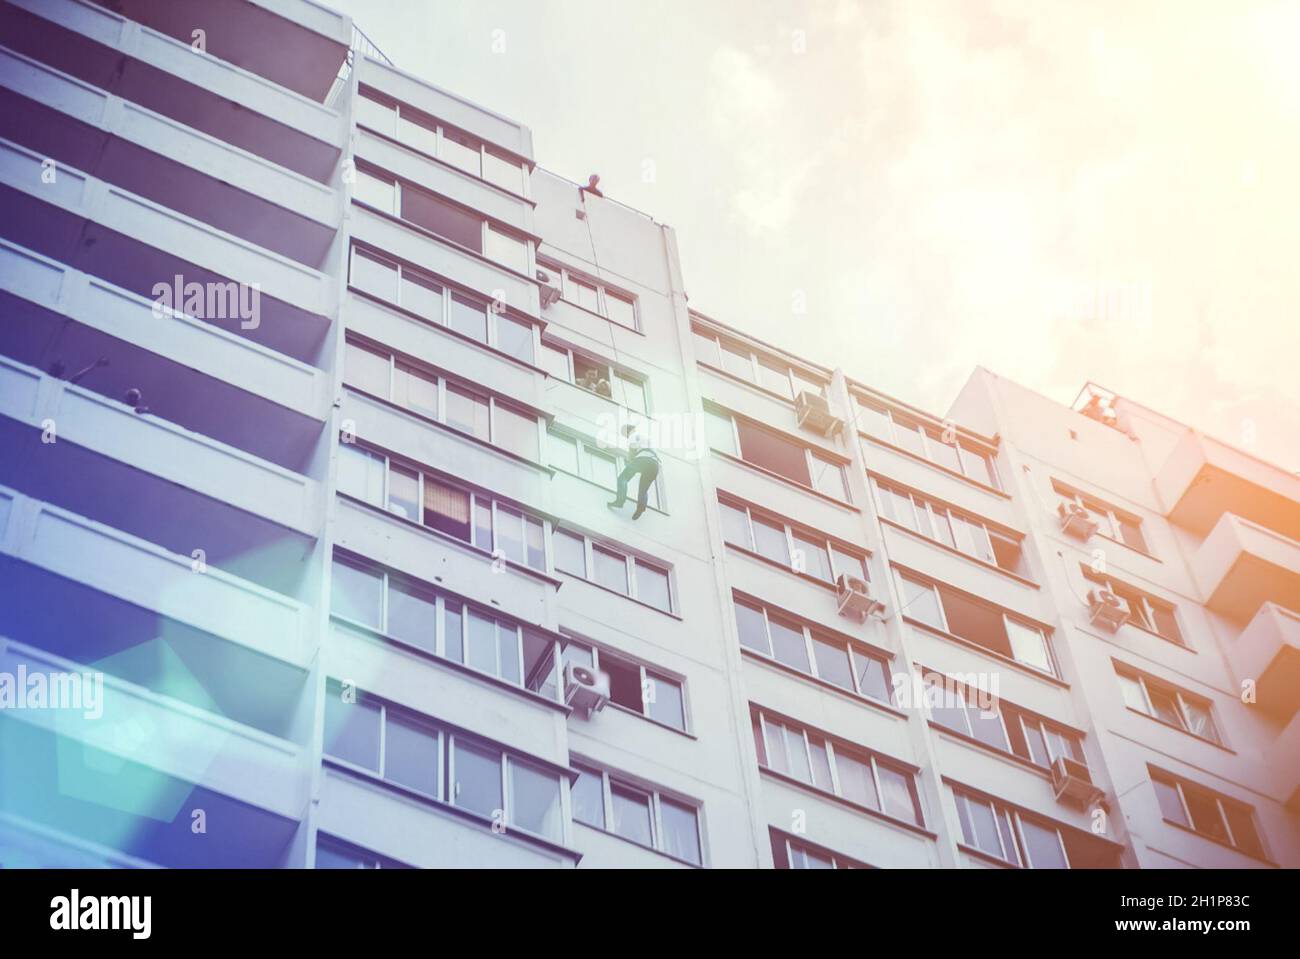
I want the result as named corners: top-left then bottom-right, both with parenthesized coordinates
top-left (736, 420), bottom-right (810, 486)
top-left (402, 187), bottom-right (482, 252)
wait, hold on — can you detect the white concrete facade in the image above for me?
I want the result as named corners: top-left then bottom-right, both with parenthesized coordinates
top-left (0, 0), bottom-right (1294, 869)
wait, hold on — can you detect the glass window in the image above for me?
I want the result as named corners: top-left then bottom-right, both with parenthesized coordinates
top-left (452, 741), bottom-right (502, 819)
top-left (646, 673), bottom-right (685, 730)
top-left (525, 516), bottom-right (545, 570)
top-left (587, 448), bottom-right (619, 489)
top-left (793, 531), bottom-right (832, 581)
top-left (1153, 776), bottom-right (1189, 827)
top-left (660, 798), bottom-right (702, 865)
top-left (878, 484), bottom-right (918, 531)
top-left (959, 446), bottom-right (998, 487)
top-left (605, 291), bottom-right (637, 329)
top-left (445, 384), bottom-right (490, 440)
top-left (483, 148), bottom-right (525, 193)
top-left (509, 760), bottom-right (562, 840)
top-left (495, 505), bottom-right (526, 564)
top-left (571, 765), bottom-right (605, 829)
top-left (344, 340), bottom-right (391, 397)
top-left (835, 752), bottom-right (879, 809)
top-left (569, 276), bottom-right (600, 313)
top-left (387, 579), bottom-right (437, 652)
top-left (895, 573), bottom-right (943, 630)
top-left (474, 498), bottom-right (493, 550)
top-left (1184, 787), bottom-right (1230, 842)
top-left (635, 562), bottom-right (671, 611)
top-left (553, 529), bottom-right (587, 577)
top-left (927, 431), bottom-right (962, 471)
top-left (1006, 619), bottom-right (1052, 673)
top-left (892, 417), bottom-right (926, 456)
top-left (767, 615), bottom-right (810, 672)
top-left (752, 515), bottom-right (790, 565)
top-left (1181, 698), bottom-right (1217, 742)
top-left (356, 92), bottom-right (397, 135)
top-left (811, 635), bottom-right (854, 691)
top-left (424, 479), bottom-right (471, 541)
top-left (593, 545), bottom-right (629, 594)
top-left (338, 444), bottom-right (385, 506)
top-left (386, 464), bottom-right (420, 521)
top-left (1020, 819), bottom-right (1068, 869)
top-left (830, 545), bottom-right (867, 582)
top-left (1146, 684), bottom-right (1184, 727)
top-left (967, 704), bottom-right (1008, 751)
top-left (757, 358), bottom-right (793, 398)
top-left (499, 621), bottom-right (521, 683)
top-left (396, 110), bottom-right (438, 154)
top-left (719, 501), bottom-right (752, 549)
top-left (720, 342), bottom-right (754, 380)
top-left (384, 712), bottom-right (439, 796)
top-left (440, 126), bottom-right (481, 175)
top-left (443, 601), bottom-right (464, 663)
top-left (331, 559), bottom-right (383, 628)
top-left (1118, 516), bottom-right (1147, 552)
top-left (692, 329), bottom-right (721, 366)
top-left (448, 293), bottom-right (488, 343)
top-left (466, 610), bottom-right (497, 675)
top-left (605, 656), bottom-right (642, 712)
top-left (539, 342), bottom-right (570, 381)
top-left (354, 170), bottom-right (396, 213)
top-left (548, 432), bottom-right (580, 474)
top-left (323, 684), bottom-right (380, 771)
top-left (704, 409), bottom-right (738, 455)
top-left (400, 270), bottom-right (442, 321)
top-left (735, 601), bottom-right (770, 653)
top-left (856, 400), bottom-right (893, 439)
top-left (853, 652), bottom-right (890, 702)
top-left (1224, 805), bottom-right (1264, 858)
top-left (1118, 673), bottom-right (1148, 712)
top-left (877, 765), bottom-right (920, 824)
top-left (393, 363), bottom-right (438, 418)
top-left (486, 226), bottom-right (529, 273)
top-left (810, 454), bottom-right (848, 500)
top-left (610, 782), bottom-right (653, 847)
top-left (957, 794), bottom-right (1002, 857)
top-left (522, 630), bottom-right (557, 696)
top-left (618, 374), bottom-right (648, 413)
top-left (495, 315), bottom-right (534, 364)
top-left (402, 187), bottom-right (482, 252)
top-left (495, 403), bottom-right (539, 460)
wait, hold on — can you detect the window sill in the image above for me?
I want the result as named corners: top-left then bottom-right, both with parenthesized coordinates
top-left (541, 291), bottom-right (644, 336)
top-left (711, 450), bottom-right (858, 511)
top-left (342, 384), bottom-right (554, 473)
top-left (555, 569), bottom-right (681, 620)
top-left (878, 517), bottom-right (1039, 588)
top-left (1125, 707), bottom-right (1233, 753)
top-left (858, 432), bottom-right (1009, 498)
top-left (901, 616), bottom-right (1069, 688)
top-left (757, 767), bottom-right (937, 840)
top-left (347, 284), bottom-right (550, 378)
top-left (955, 842), bottom-right (1018, 869)
top-left (322, 758), bottom-right (583, 862)
top-left (1093, 530), bottom-right (1161, 563)
top-left (603, 700), bottom-right (696, 740)
top-left (738, 646), bottom-right (906, 719)
top-left (328, 612), bottom-right (573, 714)
top-left (1160, 818), bottom-right (1276, 866)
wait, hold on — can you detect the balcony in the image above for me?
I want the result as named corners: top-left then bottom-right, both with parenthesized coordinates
top-left (1229, 602), bottom-right (1300, 722)
top-left (86, 0), bottom-right (351, 103)
top-left (0, 46), bottom-right (340, 266)
top-left (0, 239), bottom-right (328, 471)
top-left (0, 0), bottom-right (346, 181)
top-left (0, 136), bottom-right (333, 364)
top-left (1192, 513), bottom-right (1300, 624)
top-left (1156, 429), bottom-right (1300, 541)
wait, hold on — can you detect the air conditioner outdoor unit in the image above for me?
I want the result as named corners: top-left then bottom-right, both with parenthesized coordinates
top-left (1057, 501), bottom-right (1098, 540)
top-left (795, 390), bottom-right (844, 438)
top-left (1087, 588), bottom-right (1130, 632)
top-left (563, 661), bottom-right (610, 718)
top-left (1051, 755), bottom-right (1104, 808)
top-left (836, 573), bottom-right (884, 623)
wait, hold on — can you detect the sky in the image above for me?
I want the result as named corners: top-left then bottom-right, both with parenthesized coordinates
top-left (326, 0), bottom-right (1300, 471)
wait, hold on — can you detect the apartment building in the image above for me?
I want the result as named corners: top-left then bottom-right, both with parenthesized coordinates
top-left (0, 0), bottom-right (1294, 870)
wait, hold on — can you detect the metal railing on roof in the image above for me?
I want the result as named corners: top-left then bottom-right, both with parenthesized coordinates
top-left (325, 24), bottom-right (394, 108)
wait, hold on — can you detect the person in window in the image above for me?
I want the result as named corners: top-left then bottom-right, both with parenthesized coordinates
top-left (608, 423), bottom-right (659, 519)
top-left (577, 368), bottom-right (612, 398)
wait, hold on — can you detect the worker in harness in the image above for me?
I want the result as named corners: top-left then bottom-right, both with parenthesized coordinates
top-left (608, 423), bottom-right (659, 520)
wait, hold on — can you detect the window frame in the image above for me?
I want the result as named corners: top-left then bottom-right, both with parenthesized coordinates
top-left (558, 634), bottom-right (689, 732)
top-left (718, 495), bottom-right (869, 584)
top-left (706, 408), bottom-right (851, 502)
top-left (1149, 769), bottom-right (1266, 859)
top-left (690, 326), bottom-right (828, 401)
top-left (1117, 666), bottom-right (1221, 744)
top-left (549, 528), bottom-right (674, 613)
top-left (953, 788), bottom-right (1071, 868)
top-left (572, 763), bottom-right (704, 865)
top-left (1054, 481), bottom-right (1150, 555)
top-left (872, 478), bottom-right (1025, 576)
top-left (1082, 567), bottom-right (1184, 646)
top-left (536, 258), bottom-right (641, 331)
top-left (539, 337), bottom-right (651, 412)
top-left (854, 397), bottom-right (1000, 489)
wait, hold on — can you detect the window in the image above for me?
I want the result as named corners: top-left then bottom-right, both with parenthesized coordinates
top-left (953, 787), bottom-right (1121, 867)
top-left (323, 680), bottom-right (382, 771)
top-left (1054, 481), bottom-right (1149, 553)
top-left (691, 326), bottom-right (827, 400)
top-left (752, 708), bottom-right (922, 826)
top-left (493, 402), bottom-right (540, 460)
top-left (546, 429), bottom-right (662, 510)
top-left (570, 764), bottom-right (703, 864)
top-left (402, 184), bottom-right (484, 252)
top-left (706, 409), bottom-right (849, 500)
top-left (560, 635), bottom-right (687, 731)
top-left (894, 570), bottom-right (1055, 675)
top-left (338, 444), bottom-right (386, 507)
top-left (856, 398), bottom-right (999, 489)
top-left (1116, 666), bottom-right (1220, 744)
top-left (734, 598), bottom-right (891, 702)
top-left (1149, 769), bottom-right (1266, 859)
top-left (315, 835), bottom-right (409, 870)
top-left (330, 557), bottom-right (572, 698)
top-left (553, 529), bottom-right (674, 612)
top-left (718, 496), bottom-right (869, 584)
top-left (771, 831), bottom-right (868, 869)
top-left (508, 758), bottom-right (563, 841)
top-left (354, 168), bottom-right (396, 213)
top-left (872, 479), bottom-right (1025, 575)
top-left (343, 338), bottom-right (392, 397)
top-left (541, 339), bottom-right (650, 411)
top-left (537, 258), bottom-right (639, 329)
top-left (1082, 568), bottom-right (1183, 645)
